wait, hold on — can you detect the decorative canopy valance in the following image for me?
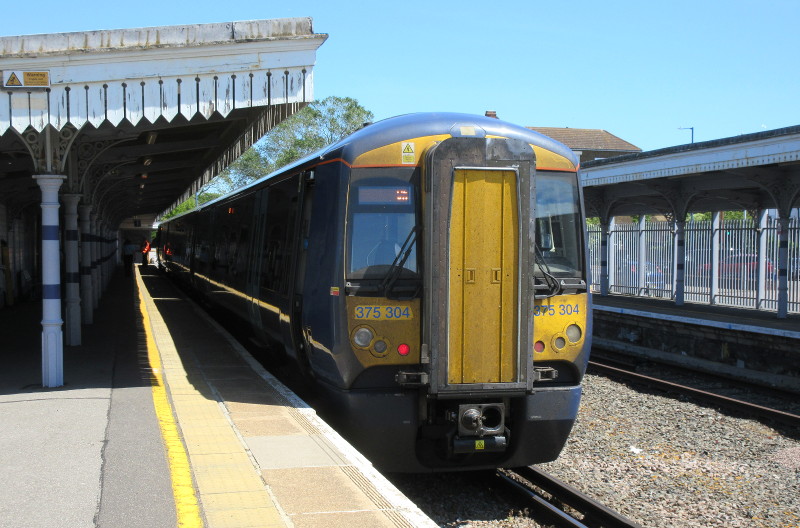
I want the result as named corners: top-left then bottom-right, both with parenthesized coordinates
top-left (0, 18), bottom-right (327, 134)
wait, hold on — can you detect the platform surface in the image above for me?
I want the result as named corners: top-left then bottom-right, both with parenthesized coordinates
top-left (0, 264), bottom-right (435, 528)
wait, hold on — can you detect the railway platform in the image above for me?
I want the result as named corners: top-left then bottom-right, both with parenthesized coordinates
top-left (592, 294), bottom-right (800, 393)
top-left (0, 264), bottom-right (435, 528)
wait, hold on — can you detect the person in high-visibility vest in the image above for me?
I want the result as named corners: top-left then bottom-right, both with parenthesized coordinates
top-left (140, 240), bottom-right (151, 266)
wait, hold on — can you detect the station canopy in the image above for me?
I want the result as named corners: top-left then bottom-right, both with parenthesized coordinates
top-left (0, 18), bottom-right (327, 227)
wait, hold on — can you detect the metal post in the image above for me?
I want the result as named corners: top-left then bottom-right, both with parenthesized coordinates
top-left (62, 194), bottom-right (82, 345)
top-left (34, 174), bottom-right (66, 388)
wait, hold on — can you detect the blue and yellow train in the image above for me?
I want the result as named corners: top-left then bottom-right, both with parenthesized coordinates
top-left (156, 112), bottom-right (591, 472)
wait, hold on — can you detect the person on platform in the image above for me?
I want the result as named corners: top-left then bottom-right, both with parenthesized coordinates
top-left (140, 239), bottom-right (151, 266)
top-left (122, 239), bottom-right (137, 276)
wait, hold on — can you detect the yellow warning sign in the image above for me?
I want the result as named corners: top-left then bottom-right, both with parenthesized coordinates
top-left (401, 142), bottom-right (415, 164)
top-left (6, 73), bottom-right (22, 86)
top-left (23, 71), bottom-right (50, 86)
top-left (3, 70), bottom-right (50, 88)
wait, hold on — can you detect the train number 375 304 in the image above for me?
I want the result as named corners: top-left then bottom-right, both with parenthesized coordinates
top-left (354, 306), bottom-right (414, 320)
top-left (533, 304), bottom-right (580, 316)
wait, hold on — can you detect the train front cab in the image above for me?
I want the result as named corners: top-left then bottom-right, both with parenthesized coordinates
top-left (338, 131), bottom-right (590, 472)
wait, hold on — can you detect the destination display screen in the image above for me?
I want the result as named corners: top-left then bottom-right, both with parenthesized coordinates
top-left (358, 186), bottom-right (412, 205)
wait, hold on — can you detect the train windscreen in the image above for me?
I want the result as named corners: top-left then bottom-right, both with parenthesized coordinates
top-left (346, 168), bottom-right (419, 281)
top-left (533, 171), bottom-right (584, 278)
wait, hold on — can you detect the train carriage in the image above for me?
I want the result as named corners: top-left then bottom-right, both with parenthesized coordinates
top-left (157, 112), bottom-right (591, 472)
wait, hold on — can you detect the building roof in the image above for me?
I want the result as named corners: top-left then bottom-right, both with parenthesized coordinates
top-left (528, 127), bottom-right (641, 153)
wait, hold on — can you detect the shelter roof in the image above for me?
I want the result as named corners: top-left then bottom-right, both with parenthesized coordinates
top-left (0, 18), bottom-right (327, 225)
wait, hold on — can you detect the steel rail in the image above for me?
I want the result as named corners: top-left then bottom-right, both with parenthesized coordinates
top-left (588, 360), bottom-right (800, 428)
top-left (497, 467), bottom-right (643, 528)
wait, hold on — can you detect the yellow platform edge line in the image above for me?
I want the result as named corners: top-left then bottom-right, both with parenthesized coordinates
top-left (136, 271), bottom-right (204, 528)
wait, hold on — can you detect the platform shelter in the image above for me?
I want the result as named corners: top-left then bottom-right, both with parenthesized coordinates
top-left (0, 18), bottom-right (327, 387)
top-left (580, 126), bottom-right (800, 318)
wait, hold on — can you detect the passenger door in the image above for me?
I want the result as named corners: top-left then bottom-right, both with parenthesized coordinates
top-left (424, 136), bottom-right (535, 394)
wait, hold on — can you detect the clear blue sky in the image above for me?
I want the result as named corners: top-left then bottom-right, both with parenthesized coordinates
top-left (3, 0), bottom-right (798, 152)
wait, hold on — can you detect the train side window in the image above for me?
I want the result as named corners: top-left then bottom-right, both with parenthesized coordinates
top-left (261, 176), bottom-right (300, 295)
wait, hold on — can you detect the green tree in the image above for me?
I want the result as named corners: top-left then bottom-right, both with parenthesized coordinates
top-left (259, 95), bottom-right (373, 171)
top-left (204, 96), bottom-right (373, 196)
top-left (205, 148), bottom-right (267, 194)
top-left (160, 190), bottom-right (221, 220)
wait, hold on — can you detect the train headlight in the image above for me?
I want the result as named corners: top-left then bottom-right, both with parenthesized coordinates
top-left (566, 324), bottom-right (582, 343)
top-left (353, 327), bottom-right (374, 348)
top-left (373, 340), bottom-right (388, 354)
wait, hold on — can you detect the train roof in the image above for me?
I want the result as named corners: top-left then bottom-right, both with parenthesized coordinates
top-left (266, 112), bottom-right (578, 179)
top-left (330, 112), bottom-right (579, 165)
top-left (163, 112), bottom-right (578, 220)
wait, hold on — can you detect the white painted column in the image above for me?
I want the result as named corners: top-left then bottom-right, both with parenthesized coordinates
top-left (91, 214), bottom-right (101, 309)
top-left (103, 226), bottom-right (112, 289)
top-left (0, 203), bottom-right (7, 309)
top-left (98, 225), bottom-right (106, 292)
top-left (776, 216), bottom-right (790, 319)
top-left (756, 210), bottom-right (769, 309)
top-left (599, 220), bottom-right (610, 296)
top-left (637, 215), bottom-right (647, 296)
top-left (62, 194), bottom-right (82, 345)
top-left (34, 175), bottom-right (66, 388)
top-left (79, 204), bottom-right (94, 324)
top-left (674, 220), bottom-right (686, 306)
top-left (607, 217), bottom-right (617, 293)
top-left (710, 211), bottom-right (721, 305)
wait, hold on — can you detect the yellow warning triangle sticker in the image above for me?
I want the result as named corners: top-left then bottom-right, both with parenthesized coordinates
top-left (402, 143), bottom-right (414, 153)
top-left (6, 73), bottom-right (22, 86)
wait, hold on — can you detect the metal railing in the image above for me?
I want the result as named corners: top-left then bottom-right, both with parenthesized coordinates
top-left (587, 215), bottom-right (800, 314)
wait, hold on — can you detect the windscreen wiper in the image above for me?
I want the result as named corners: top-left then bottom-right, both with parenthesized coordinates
top-left (533, 243), bottom-right (562, 297)
top-left (379, 226), bottom-right (419, 299)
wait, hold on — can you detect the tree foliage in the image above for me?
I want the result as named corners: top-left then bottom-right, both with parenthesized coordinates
top-left (160, 191), bottom-right (220, 220)
top-left (203, 96), bottom-right (373, 196)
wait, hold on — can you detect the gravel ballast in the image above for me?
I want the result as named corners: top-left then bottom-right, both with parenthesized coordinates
top-left (390, 373), bottom-right (800, 527)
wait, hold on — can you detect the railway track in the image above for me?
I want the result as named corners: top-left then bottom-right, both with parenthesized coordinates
top-left (496, 467), bottom-right (643, 528)
top-left (588, 356), bottom-right (800, 429)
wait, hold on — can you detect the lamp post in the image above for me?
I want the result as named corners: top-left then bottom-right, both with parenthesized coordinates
top-left (679, 126), bottom-right (695, 143)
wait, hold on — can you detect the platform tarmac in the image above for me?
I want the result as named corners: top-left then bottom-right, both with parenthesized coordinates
top-left (0, 264), bottom-right (435, 528)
